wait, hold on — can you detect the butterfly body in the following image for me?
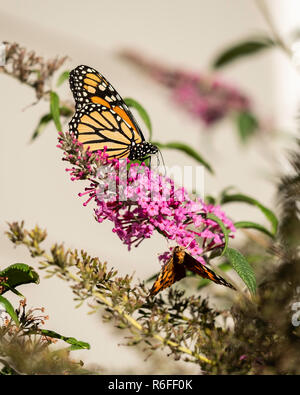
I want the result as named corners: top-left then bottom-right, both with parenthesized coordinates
top-left (150, 246), bottom-right (236, 296)
top-left (69, 65), bottom-right (158, 160)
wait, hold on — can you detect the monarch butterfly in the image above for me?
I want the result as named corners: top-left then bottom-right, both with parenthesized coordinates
top-left (150, 246), bottom-right (236, 296)
top-left (69, 65), bottom-right (158, 160)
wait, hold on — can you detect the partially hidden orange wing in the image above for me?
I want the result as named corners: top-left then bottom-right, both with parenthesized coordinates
top-left (149, 248), bottom-right (186, 296)
top-left (150, 246), bottom-right (236, 296)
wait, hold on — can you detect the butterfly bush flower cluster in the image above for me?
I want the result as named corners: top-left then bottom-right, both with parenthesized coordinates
top-left (57, 132), bottom-right (235, 265)
top-left (121, 50), bottom-right (251, 126)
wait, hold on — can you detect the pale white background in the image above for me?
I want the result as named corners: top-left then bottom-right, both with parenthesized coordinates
top-left (0, 0), bottom-right (299, 373)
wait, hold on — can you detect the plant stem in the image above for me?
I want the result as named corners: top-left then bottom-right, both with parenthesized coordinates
top-left (255, 0), bottom-right (292, 57)
top-left (40, 255), bottom-right (213, 365)
top-left (93, 290), bottom-right (213, 365)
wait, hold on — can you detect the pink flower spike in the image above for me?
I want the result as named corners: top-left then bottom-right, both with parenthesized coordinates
top-left (57, 131), bottom-right (235, 266)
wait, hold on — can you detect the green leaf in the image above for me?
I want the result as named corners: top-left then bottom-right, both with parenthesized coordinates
top-left (206, 213), bottom-right (229, 256)
top-left (50, 91), bottom-right (62, 131)
top-left (0, 263), bottom-right (39, 287)
top-left (129, 158), bottom-right (151, 167)
top-left (56, 70), bottom-right (70, 87)
top-left (31, 113), bottom-right (53, 141)
top-left (234, 221), bottom-right (274, 239)
top-left (220, 193), bottom-right (278, 235)
top-left (0, 282), bottom-right (23, 297)
top-left (124, 97), bottom-right (152, 140)
top-left (40, 329), bottom-right (90, 350)
top-left (152, 141), bottom-right (214, 174)
top-left (0, 296), bottom-right (19, 326)
top-left (30, 69), bottom-right (41, 79)
top-left (205, 195), bottom-right (216, 205)
top-left (146, 272), bottom-right (159, 283)
top-left (225, 248), bottom-right (256, 294)
top-left (212, 36), bottom-right (276, 68)
top-left (236, 111), bottom-right (259, 143)
top-left (246, 254), bottom-right (269, 264)
top-left (30, 106), bottom-right (73, 142)
top-left (0, 264), bottom-right (39, 295)
top-left (59, 105), bottom-right (73, 117)
top-left (220, 185), bottom-right (236, 200)
top-left (0, 359), bottom-right (19, 375)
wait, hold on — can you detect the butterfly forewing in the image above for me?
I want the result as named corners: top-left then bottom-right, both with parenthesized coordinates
top-left (69, 65), bottom-right (158, 160)
top-left (182, 250), bottom-right (236, 290)
top-left (69, 65), bottom-right (123, 110)
top-left (69, 65), bottom-right (142, 135)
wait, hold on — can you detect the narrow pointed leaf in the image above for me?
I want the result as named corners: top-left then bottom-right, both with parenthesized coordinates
top-left (59, 105), bottom-right (73, 117)
top-left (0, 282), bottom-right (23, 297)
top-left (153, 141), bottom-right (214, 174)
top-left (124, 97), bottom-right (152, 140)
top-left (40, 329), bottom-right (90, 350)
top-left (212, 37), bottom-right (276, 69)
top-left (206, 213), bottom-right (229, 256)
top-left (225, 248), bottom-right (256, 294)
top-left (236, 111), bottom-right (259, 143)
top-left (31, 113), bottom-right (53, 141)
top-left (0, 296), bottom-right (19, 326)
top-left (146, 272), bottom-right (159, 283)
top-left (56, 70), bottom-right (70, 87)
top-left (30, 106), bottom-right (73, 142)
top-left (220, 193), bottom-right (278, 235)
top-left (205, 195), bottom-right (216, 205)
top-left (50, 91), bottom-right (62, 131)
top-left (234, 221), bottom-right (274, 239)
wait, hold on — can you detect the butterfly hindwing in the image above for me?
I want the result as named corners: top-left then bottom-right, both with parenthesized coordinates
top-left (69, 103), bottom-right (143, 158)
top-left (149, 252), bottom-right (186, 296)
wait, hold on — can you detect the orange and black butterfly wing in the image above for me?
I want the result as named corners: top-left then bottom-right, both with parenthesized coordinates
top-left (69, 65), bottom-right (145, 140)
top-left (69, 103), bottom-right (142, 158)
top-left (183, 253), bottom-right (236, 290)
top-left (150, 253), bottom-right (186, 296)
top-left (69, 65), bottom-right (124, 110)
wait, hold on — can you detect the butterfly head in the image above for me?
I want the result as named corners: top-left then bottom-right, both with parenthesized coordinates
top-left (128, 141), bottom-right (158, 161)
top-left (173, 246), bottom-right (186, 265)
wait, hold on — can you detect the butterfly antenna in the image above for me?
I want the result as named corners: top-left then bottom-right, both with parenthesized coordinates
top-left (157, 148), bottom-right (166, 176)
top-left (182, 239), bottom-right (196, 253)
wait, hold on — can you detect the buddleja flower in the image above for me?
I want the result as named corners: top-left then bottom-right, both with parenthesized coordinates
top-left (120, 50), bottom-right (251, 126)
top-left (57, 132), bottom-right (235, 265)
